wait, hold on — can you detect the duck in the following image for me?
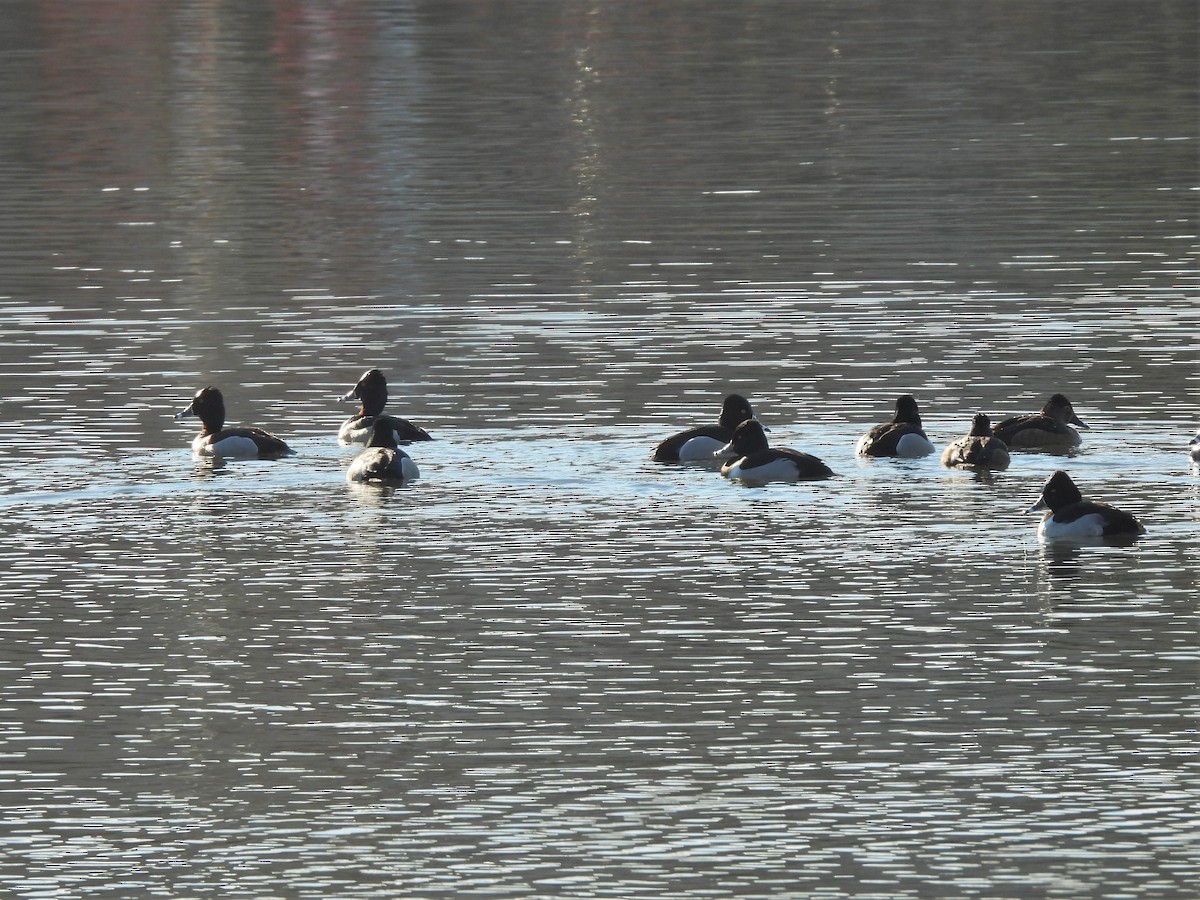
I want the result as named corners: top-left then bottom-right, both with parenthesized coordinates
top-left (991, 393), bottom-right (1088, 450)
top-left (1026, 470), bottom-right (1144, 541)
top-left (338, 368), bottom-right (433, 445)
top-left (650, 393), bottom-right (756, 462)
top-left (347, 419), bottom-right (420, 484)
top-left (1190, 431), bottom-right (1200, 463)
top-left (175, 387), bottom-right (295, 459)
top-left (941, 413), bottom-right (1011, 470)
top-left (855, 395), bottom-right (935, 458)
top-left (716, 419), bottom-right (833, 483)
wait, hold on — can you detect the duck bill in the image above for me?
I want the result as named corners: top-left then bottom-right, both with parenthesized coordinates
top-left (1071, 416), bottom-right (1089, 430)
top-left (340, 388), bottom-right (358, 402)
top-left (174, 404), bottom-right (195, 420)
top-left (1025, 497), bottom-right (1048, 514)
top-left (714, 440), bottom-right (736, 459)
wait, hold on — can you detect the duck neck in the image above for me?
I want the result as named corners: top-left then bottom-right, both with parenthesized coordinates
top-left (359, 395), bottom-right (386, 417)
top-left (199, 415), bottom-right (224, 435)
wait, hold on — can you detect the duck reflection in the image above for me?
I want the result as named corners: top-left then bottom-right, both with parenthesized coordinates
top-left (190, 456), bottom-right (230, 477)
top-left (346, 479), bottom-right (414, 506)
top-left (970, 468), bottom-right (1002, 487)
top-left (1033, 532), bottom-right (1148, 621)
top-left (1038, 541), bottom-right (1085, 582)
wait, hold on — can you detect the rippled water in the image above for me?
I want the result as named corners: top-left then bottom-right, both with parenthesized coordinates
top-left (1, 1), bottom-right (1197, 898)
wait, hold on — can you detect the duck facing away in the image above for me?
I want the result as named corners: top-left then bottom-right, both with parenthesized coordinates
top-left (716, 419), bottom-right (833, 483)
top-left (941, 413), bottom-right (1011, 470)
top-left (855, 395), bottom-right (936, 458)
top-left (339, 368), bottom-right (433, 445)
top-left (347, 419), bottom-right (420, 485)
top-left (992, 393), bottom-right (1088, 450)
top-left (650, 393), bottom-right (756, 462)
top-left (175, 387), bottom-right (295, 459)
top-left (1026, 470), bottom-right (1144, 541)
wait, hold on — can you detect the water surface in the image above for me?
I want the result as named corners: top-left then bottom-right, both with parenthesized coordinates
top-left (0, 2), bottom-right (1196, 897)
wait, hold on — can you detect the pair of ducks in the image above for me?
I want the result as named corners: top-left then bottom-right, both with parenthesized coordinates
top-left (650, 394), bottom-right (833, 481)
top-left (174, 369), bottom-right (430, 484)
top-left (651, 392), bottom-right (1145, 540)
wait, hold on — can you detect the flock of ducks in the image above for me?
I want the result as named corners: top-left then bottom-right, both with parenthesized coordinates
top-left (668, 390), bottom-right (1198, 542)
top-left (649, 391), bottom-right (1170, 542)
top-left (174, 368), bottom-right (432, 485)
top-left (174, 371), bottom-right (1195, 543)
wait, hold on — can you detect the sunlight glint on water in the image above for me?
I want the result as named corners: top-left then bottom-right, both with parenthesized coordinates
top-left (0, 1), bottom-right (1196, 898)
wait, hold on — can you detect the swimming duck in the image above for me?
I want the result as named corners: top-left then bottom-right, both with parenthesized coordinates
top-left (716, 419), bottom-right (833, 482)
top-left (175, 387), bottom-right (295, 459)
top-left (855, 395), bottom-right (935, 458)
top-left (941, 413), bottom-right (1011, 470)
top-left (347, 419), bottom-right (420, 484)
top-left (1189, 431), bottom-right (1199, 463)
top-left (650, 393), bottom-right (756, 462)
top-left (1026, 470), bottom-right (1144, 541)
top-left (339, 368), bottom-right (433, 445)
top-left (992, 393), bottom-right (1088, 450)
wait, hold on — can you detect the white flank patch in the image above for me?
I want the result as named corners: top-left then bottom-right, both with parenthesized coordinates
top-left (679, 436), bottom-right (725, 461)
top-left (895, 432), bottom-right (936, 458)
top-left (201, 435), bottom-right (263, 459)
top-left (400, 456), bottom-right (421, 481)
top-left (1039, 513), bottom-right (1106, 541)
top-left (724, 457), bottom-right (799, 483)
top-left (337, 422), bottom-right (370, 445)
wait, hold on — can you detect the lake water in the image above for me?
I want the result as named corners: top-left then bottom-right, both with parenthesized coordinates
top-left (0, 1), bottom-right (1197, 897)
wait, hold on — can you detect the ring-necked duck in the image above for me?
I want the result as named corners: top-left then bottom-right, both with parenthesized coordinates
top-left (941, 412), bottom-right (1011, 470)
top-left (1189, 431), bottom-right (1200, 463)
top-left (716, 419), bottom-right (833, 482)
top-left (338, 368), bottom-right (433, 445)
top-left (1026, 470), bottom-right (1144, 541)
top-left (650, 393), bottom-right (756, 462)
top-left (855, 395), bottom-right (935, 458)
top-left (992, 393), bottom-right (1088, 450)
top-left (347, 419), bottom-right (420, 484)
top-left (175, 387), bottom-right (296, 459)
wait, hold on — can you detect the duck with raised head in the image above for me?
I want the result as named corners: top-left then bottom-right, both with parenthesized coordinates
top-left (941, 413), bottom-right (1010, 470)
top-left (650, 393), bottom-right (756, 462)
top-left (347, 419), bottom-right (420, 484)
top-left (1026, 470), bottom-right (1144, 541)
top-left (716, 419), bottom-right (833, 483)
top-left (855, 395), bottom-right (935, 458)
top-left (339, 368), bottom-right (433, 445)
top-left (992, 393), bottom-right (1088, 450)
top-left (175, 387), bottom-right (295, 459)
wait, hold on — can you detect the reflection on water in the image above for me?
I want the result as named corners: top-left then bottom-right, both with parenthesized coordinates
top-left (1, 0), bottom-right (1197, 897)
top-left (1038, 540), bottom-right (1091, 584)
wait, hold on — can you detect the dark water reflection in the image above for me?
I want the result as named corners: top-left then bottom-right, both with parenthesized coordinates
top-left (1, 1), bottom-right (1197, 897)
